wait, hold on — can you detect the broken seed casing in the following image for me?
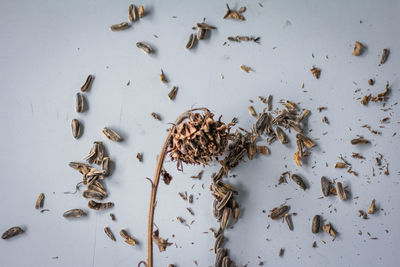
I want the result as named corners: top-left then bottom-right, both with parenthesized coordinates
top-left (168, 86), bottom-right (178, 100)
top-left (110, 22), bottom-right (130, 31)
top-left (270, 205), bottom-right (289, 220)
top-left (35, 193), bottom-right (44, 209)
top-left (335, 162), bottom-right (347, 168)
top-left (104, 227), bottom-right (116, 241)
top-left (81, 74), bottom-right (94, 92)
top-left (351, 137), bottom-right (369, 145)
top-left (138, 5), bottom-right (145, 18)
top-left (63, 209), bottom-right (86, 218)
top-left (312, 215), bottom-right (321, 233)
top-left (352, 41), bottom-right (363, 56)
top-left (83, 190), bottom-right (105, 200)
top-left (101, 157), bottom-right (110, 176)
top-left (186, 33), bottom-right (196, 49)
top-left (136, 42), bottom-right (152, 54)
top-left (120, 229), bottom-right (136, 246)
top-left (196, 22), bottom-right (216, 30)
top-left (216, 191), bottom-right (232, 211)
top-left (275, 126), bottom-right (288, 144)
top-left (71, 119), bottom-right (82, 139)
top-left (1, 226), bottom-right (24, 239)
top-left (256, 145), bottom-right (270, 155)
top-left (248, 106), bottom-right (256, 116)
top-left (322, 223), bottom-right (337, 240)
top-left (88, 200), bottom-right (114, 210)
top-left (160, 69), bottom-right (167, 83)
top-left (151, 112), bottom-right (161, 120)
top-left (336, 182), bottom-right (346, 201)
top-left (368, 199), bottom-right (376, 214)
top-left (241, 65), bottom-right (252, 73)
top-left (285, 214), bottom-right (293, 231)
top-left (75, 92), bottom-right (84, 113)
top-left (291, 174), bottom-right (307, 190)
top-left (380, 48), bottom-right (389, 65)
top-left (197, 28), bottom-right (206, 40)
top-left (310, 66), bottom-right (321, 79)
top-left (128, 4), bottom-right (137, 22)
top-left (102, 127), bottom-right (122, 142)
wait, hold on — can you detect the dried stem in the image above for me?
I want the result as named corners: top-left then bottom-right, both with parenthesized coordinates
top-left (146, 108), bottom-right (208, 267)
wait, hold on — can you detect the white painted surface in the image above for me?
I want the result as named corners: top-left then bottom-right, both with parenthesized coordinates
top-left (0, 0), bottom-right (399, 266)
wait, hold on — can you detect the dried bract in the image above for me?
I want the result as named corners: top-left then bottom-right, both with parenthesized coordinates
top-left (223, 4), bottom-right (246, 21)
top-left (152, 229), bottom-right (172, 252)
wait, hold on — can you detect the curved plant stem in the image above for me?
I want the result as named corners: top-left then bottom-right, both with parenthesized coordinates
top-left (146, 108), bottom-right (208, 267)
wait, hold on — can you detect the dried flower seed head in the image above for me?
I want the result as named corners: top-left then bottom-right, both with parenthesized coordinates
top-left (168, 110), bottom-right (231, 169)
top-left (352, 41), bottom-right (364, 56)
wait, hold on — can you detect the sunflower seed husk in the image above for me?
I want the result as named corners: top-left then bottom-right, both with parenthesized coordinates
top-left (35, 193), bottom-right (44, 209)
top-left (83, 190), bottom-right (105, 200)
top-left (75, 92), bottom-right (84, 113)
top-left (101, 157), bottom-right (110, 176)
top-left (310, 66), bottom-right (321, 79)
top-left (196, 22), bottom-right (216, 30)
top-left (220, 207), bottom-right (231, 230)
top-left (136, 42), bottom-right (152, 54)
top-left (88, 181), bottom-right (107, 196)
top-left (312, 215), bottom-right (321, 233)
top-left (380, 48), bottom-right (389, 65)
top-left (214, 234), bottom-right (225, 253)
top-left (110, 22), bottom-right (130, 31)
top-left (1, 226), bottom-right (24, 239)
top-left (186, 33), bottom-right (196, 49)
top-left (368, 199), bottom-right (376, 214)
top-left (223, 4), bottom-right (246, 21)
top-left (351, 137), bottom-right (369, 145)
top-left (296, 133), bottom-right (316, 148)
top-left (63, 209), bottom-right (86, 218)
top-left (336, 182), bottom-right (346, 201)
top-left (120, 229), bottom-right (136, 246)
top-left (270, 205), bottom-right (289, 220)
top-left (352, 41), bottom-right (363, 56)
top-left (285, 214), bottom-right (294, 231)
top-left (291, 174), bottom-right (307, 190)
top-left (276, 126), bottom-right (288, 144)
top-left (215, 248), bottom-right (227, 267)
top-left (104, 227), bottom-right (116, 241)
top-left (197, 28), bottom-right (207, 40)
top-left (151, 112), bottom-right (161, 120)
top-left (128, 4), bottom-right (137, 22)
top-left (102, 127), bottom-right (122, 142)
top-left (88, 200), bottom-right (114, 210)
top-left (138, 5), bottom-right (145, 18)
top-left (322, 223), bottom-right (337, 240)
top-left (160, 69), bottom-right (167, 83)
top-left (216, 191), bottom-right (232, 211)
top-left (248, 106), bottom-right (256, 116)
top-left (71, 119), bottom-right (82, 139)
top-left (168, 86), bottom-right (179, 100)
top-left (81, 74), bottom-right (94, 92)
top-left (321, 176), bottom-right (331, 196)
top-left (256, 145), bottom-right (270, 155)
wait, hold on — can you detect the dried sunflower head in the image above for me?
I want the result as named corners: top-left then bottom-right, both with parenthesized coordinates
top-left (168, 110), bottom-right (232, 170)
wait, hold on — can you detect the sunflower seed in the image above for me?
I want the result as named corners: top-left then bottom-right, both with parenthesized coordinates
top-left (75, 92), bottom-right (84, 113)
top-left (276, 126), bottom-right (288, 144)
top-left (197, 28), bottom-right (206, 40)
top-left (120, 229), bottom-right (136, 246)
top-left (138, 5), bottom-right (145, 18)
top-left (81, 74), bottom-right (94, 92)
top-left (216, 191), bottom-right (232, 211)
top-left (104, 227), bottom-right (116, 241)
top-left (186, 33), bottom-right (196, 49)
top-left (136, 42), bottom-right (152, 54)
top-left (270, 205), bottom-right (289, 220)
top-left (102, 127), bottom-right (122, 142)
top-left (1, 226), bottom-right (24, 239)
top-left (110, 22), bottom-right (130, 31)
top-left (88, 200), bottom-right (114, 210)
top-left (83, 190), bottom-right (105, 200)
top-left (220, 207), bottom-right (231, 230)
top-left (214, 234), bottom-right (225, 253)
top-left (336, 182), bottom-right (346, 201)
top-left (63, 209), bottom-right (86, 218)
top-left (35, 193), bottom-right (44, 209)
top-left (321, 176), bottom-right (331, 196)
top-left (71, 119), bottom-right (82, 139)
top-left (291, 174), bottom-right (307, 190)
top-left (128, 4), bottom-right (137, 22)
top-left (285, 214), bottom-right (294, 231)
top-left (312, 215), bottom-right (321, 233)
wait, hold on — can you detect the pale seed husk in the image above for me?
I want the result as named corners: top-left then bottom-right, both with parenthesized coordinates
top-left (102, 127), bottom-right (122, 142)
top-left (168, 86), bottom-right (178, 100)
top-left (128, 5), bottom-right (137, 22)
top-left (368, 199), bottom-right (376, 214)
top-left (138, 5), bottom-right (145, 18)
top-left (336, 182), bottom-right (346, 201)
top-left (83, 190), bottom-right (105, 200)
top-left (63, 209), bottom-right (86, 218)
top-left (136, 42), bottom-right (152, 54)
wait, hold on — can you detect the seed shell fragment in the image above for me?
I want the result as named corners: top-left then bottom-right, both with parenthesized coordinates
top-left (88, 200), bottom-right (114, 210)
top-left (35, 193), bottom-right (45, 209)
top-left (81, 75), bottom-right (94, 92)
top-left (63, 209), bottom-right (86, 218)
top-left (336, 182), bottom-right (346, 201)
top-left (291, 174), bottom-right (307, 190)
top-left (110, 22), bottom-right (130, 31)
top-left (71, 119), bottom-right (82, 139)
top-left (312, 215), bottom-right (321, 233)
top-left (104, 227), bottom-right (116, 241)
top-left (102, 127), bottom-right (122, 142)
top-left (1, 226), bottom-right (24, 240)
top-left (270, 205), bottom-right (289, 220)
top-left (168, 86), bottom-right (179, 100)
top-left (186, 33), bottom-right (196, 50)
top-left (136, 42), bottom-right (153, 54)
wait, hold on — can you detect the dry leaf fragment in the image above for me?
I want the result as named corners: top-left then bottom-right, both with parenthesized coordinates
top-left (153, 229), bottom-right (172, 252)
top-left (352, 41), bottom-right (364, 56)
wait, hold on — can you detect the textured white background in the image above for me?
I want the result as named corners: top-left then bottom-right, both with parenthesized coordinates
top-left (0, 0), bottom-right (399, 266)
